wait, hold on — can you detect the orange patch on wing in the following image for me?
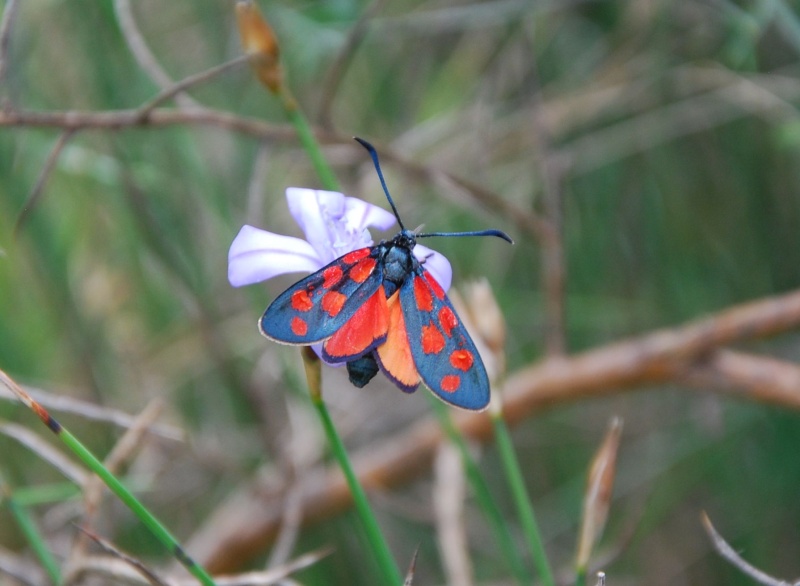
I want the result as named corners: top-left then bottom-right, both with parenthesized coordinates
top-left (376, 293), bottom-right (420, 389)
top-left (349, 257), bottom-right (377, 283)
top-left (323, 265), bottom-right (343, 288)
top-left (343, 248), bottom-right (371, 264)
top-left (424, 272), bottom-right (446, 300)
top-left (290, 316), bottom-right (308, 337)
top-left (291, 289), bottom-right (313, 312)
top-left (421, 322), bottom-right (445, 354)
top-left (441, 375), bottom-right (461, 393)
top-left (324, 290), bottom-right (389, 359)
top-left (439, 306), bottom-right (457, 337)
top-left (322, 291), bottom-right (347, 317)
top-left (450, 349), bottom-right (474, 371)
top-left (413, 276), bottom-right (433, 312)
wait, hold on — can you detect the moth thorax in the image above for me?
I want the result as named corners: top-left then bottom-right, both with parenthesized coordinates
top-left (382, 245), bottom-right (415, 295)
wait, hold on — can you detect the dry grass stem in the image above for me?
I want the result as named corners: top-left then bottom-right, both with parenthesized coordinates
top-left (14, 129), bottom-right (77, 234)
top-left (0, 422), bottom-right (88, 485)
top-left (69, 526), bottom-right (170, 586)
top-left (75, 399), bottom-right (166, 554)
top-left (0, 543), bottom-right (47, 586)
top-left (403, 547), bottom-right (420, 586)
top-left (113, 0), bottom-right (199, 109)
top-left (0, 384), bottom-right (183, 441)
top-left (136, 54), bottom-right (253, 119)
top-left (701, 513), bottom-right (800, 586)
top-left (433, 443), bottom-right (472, 586)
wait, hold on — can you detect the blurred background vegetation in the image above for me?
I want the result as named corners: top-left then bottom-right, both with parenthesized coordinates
top-left (2, 0), bottom-right (800, 584)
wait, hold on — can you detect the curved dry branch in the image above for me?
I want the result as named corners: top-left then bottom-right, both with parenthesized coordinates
top-left (188, 288), bottom-right (800, 573)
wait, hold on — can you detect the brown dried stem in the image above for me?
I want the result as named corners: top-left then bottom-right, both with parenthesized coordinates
top-left (701, 512), bottom-right (800, 586)
top-left (189, 288), bottom-right (800, 573)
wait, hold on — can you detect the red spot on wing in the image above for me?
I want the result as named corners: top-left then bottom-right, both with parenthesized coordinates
top-left (322, 291), bottom-right (347, 316)
top-left (421, 322), bottom-right (445, 354)
top-left (414, 276), bottom-right (433, 312)
top-left (324, 290), bottom-right (389, 359)
top-left (343, 248), bottom-right (371, 264)
top-left (450, 349), bottom-right (474, 371)
top-left (291, 317), bottom-right (308, 336)
top-left (441, 375), bottom-right (461, 393)
top-left (323, 265), bottom-right (343, 288)
top-left (439, 306), bottom-right (457, 337)
top-left (424, 272), bottom-right (446, 300)
top-left (350, 257), bottom-right (377, 283)
top-left (291, 290), bottom-right (313, 311)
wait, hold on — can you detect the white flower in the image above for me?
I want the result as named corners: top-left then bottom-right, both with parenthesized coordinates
top-left (228, 187), bottom-right (452, 291)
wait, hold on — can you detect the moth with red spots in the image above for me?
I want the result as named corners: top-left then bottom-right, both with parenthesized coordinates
top-left (259, 138), bottom-right (512, 410)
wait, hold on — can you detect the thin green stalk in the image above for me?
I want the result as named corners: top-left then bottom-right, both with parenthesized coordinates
top-left (54, 425), bottom-right (217, 586)
top-left (278, 87), bottom-right (342, 192)
top-left (2, 483), bottom-right (61, 584)
top-left (429, 398), bottom-right (532, 585)
top-left (311, 394), bottom-right (403, 585)
top-left (575, 565), bottom-right (588, 586)
top-left (1, 370), bottom-right (217, 585)
top-left (492, 411), bottom-right (555, 586)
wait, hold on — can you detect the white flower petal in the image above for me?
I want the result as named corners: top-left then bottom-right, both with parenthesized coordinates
top-left (414, 244), bottom-right (452, 292)
top-left (286, 188), bottom-right (345, 263)
top-left (228, 225), bottom-right (323, 287)
top-left (343, 196), bottom-right (397, 233)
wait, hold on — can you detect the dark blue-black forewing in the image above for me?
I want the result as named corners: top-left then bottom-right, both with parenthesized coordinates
top-left (259, 247), bottom-right (384, 345)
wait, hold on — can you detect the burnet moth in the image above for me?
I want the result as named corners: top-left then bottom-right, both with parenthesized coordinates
top-left (259, 138), bottom-right (512, 410)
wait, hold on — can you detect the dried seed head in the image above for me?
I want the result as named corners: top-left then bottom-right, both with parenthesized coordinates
top-left (462, 278), bottom-right (506, 357)
top-left (576, 417), bottom-right (623, 571)
top-left (235, 1), bottom-right (283, 93)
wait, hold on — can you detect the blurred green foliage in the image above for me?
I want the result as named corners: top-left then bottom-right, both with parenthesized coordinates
top-left (2, 0), bottom-right (800, 584)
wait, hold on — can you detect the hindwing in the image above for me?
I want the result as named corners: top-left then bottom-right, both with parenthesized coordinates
top-left (398, 269), bottom-right (490, 410)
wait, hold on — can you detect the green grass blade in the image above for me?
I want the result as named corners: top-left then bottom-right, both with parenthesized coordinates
top-left (2, 482), bottom-right (61, 584)
top-left (492, 411), bottom-right (555, 586)
top-left (429, 398), bottom-right (532, 585)
top-left (0, 370), bottom-right (217, 586)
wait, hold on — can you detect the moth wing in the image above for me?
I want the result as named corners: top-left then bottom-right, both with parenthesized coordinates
top-left (398, 269), bottom-right (490, 410)
top-left (259, 248), bottom-right (383, 345)
top-left (322, 288), bottom-right (390, 362)
top-left (375, 291), bottom-right (421, 392)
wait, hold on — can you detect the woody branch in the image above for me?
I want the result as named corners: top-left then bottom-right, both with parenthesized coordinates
top-left (187, 287), bottom-right (800, 573)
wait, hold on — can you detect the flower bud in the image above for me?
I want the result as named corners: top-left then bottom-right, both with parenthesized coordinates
top-left (235, 1), bottom-right (283, 93)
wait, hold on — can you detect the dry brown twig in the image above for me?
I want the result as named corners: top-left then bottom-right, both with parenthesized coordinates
top-left (186, 287), bottom-right (800, 573)
top-left (113, 0), bottom-right (199, 109)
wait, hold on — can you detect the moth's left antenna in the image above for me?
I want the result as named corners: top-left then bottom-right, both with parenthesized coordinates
top-left (354, 137), bottom-right (405, 231)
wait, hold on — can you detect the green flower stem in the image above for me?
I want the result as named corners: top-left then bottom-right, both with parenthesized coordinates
top-left (49, 425), bottom-right (217, 586)
top-left (492, 411), bottom-right (555, 586)
top-left (280, 86), bottom-right (400, 584)
top-left (575, 565), bottom-right (588, 586)
top-left (277, 87), bottom-right (342, 192)
top-left (2, 484), bottom-right (61, 584)
top-left (429, 398), bottom-right (532, 585)
top-left (310, 394), bottom-right (403, 585)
